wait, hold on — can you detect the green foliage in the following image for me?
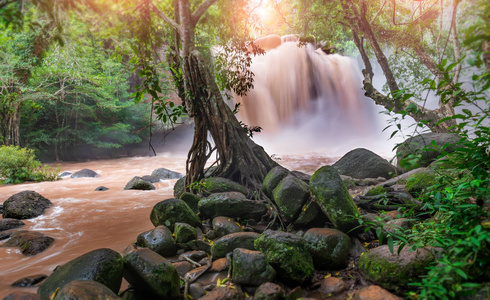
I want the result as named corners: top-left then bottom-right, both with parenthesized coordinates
top-left (0, 145), bottom-right (59, 184)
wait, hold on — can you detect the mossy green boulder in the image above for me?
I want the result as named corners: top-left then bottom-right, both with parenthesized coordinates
top-left (254, 230), bottom-right (314, 284)
top-left (303, 228), bottom-right (351, 270)
top-left (123, 248), bottom-right (180, 299)
top-left (199, 192), bottom-right (267, 221)
top-left (211, 232), bottom-right (259, 258)
top-left (173, 177), bottom-right (186, 198)
top-left (136, 225), bottom-right (176, 257)
top-left (179, 192), bottom-right (201, 213)
top-left (405, 169), bottom-right (438, 197)
top-left (124, 176), bottom-right (155, 190)
top-left (212, 216), bottom-right (243, 238)
top-left (310, 166), bottom-right (360, 233)
top-left (231, 248), bottom-right (276, 286)
top-left (359, 245), bottom-right (435, 291)
top-left (150, 198), bottom-right (201, 229)
top-left (174, 222), bottom-right (197, 243)
top-left (53, 280), bottom-right (119, 300)
top-left (272, 175), bottom-right (310, 223)
top-left (201, 177), bottom-right (248, 196)
top-left (262, 166), bottom-right (290, 197)
top-left (38, 248), bottom-right (123, 299)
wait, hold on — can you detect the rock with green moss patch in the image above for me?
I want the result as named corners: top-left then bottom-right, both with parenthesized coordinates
top-left (333, 148), bottom-right (397, 179)
top-left (199, 192), bottom-right (267, 221)
top-left (179, 192), bottom-right (201, 213)
top-left (272, 175), bottom-right (310, 223)
top-left (53, 280), bottom-right (119, 300)
top-left (123, 248), bottom-right (180, 299)
top-left (3, 190), bottom-right (52, 220)
top-left (262, 166), bottom-right (290, 197)
top-left (150, 198), bottom-right (201, 229)
top-left (303, 228), bottom-right (351, 270)
top-left (231, 248), bottom-right (276, 286)
top-left (365, 185), bottom-right (387, 196)
top-left (200, 177), bottom-right (248, 196)
top-left (292, 201), bottom-right (323, 228)
top-left (173, 177), bottom-right (186, 198)
top-left (212, 216), bottom-right (243, 238)
top-left (359, 245), bottom-right (435, 291)
top-left (3, 230), bottom-right (54, 256)
top-left (124, 176), bottom-right (155, 190)
top-left (136, 225), bottom-right (176, 257)
top-left (211, 232), bottom-right (259, 258)
top-left (38, 248), bottom-right (123, 299)
top-left (174, 222), bottom-right (197, 243)
top-left (254, 230), bottom-right (314, 284)
top-left (310, 166), bottom-right (360, 233)
top-left (405, 169), bottom-right (438, 197)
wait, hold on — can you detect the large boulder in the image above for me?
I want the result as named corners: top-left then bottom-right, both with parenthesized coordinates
top-left (150, 198), bottom-right (201, 229)
top-left (212, 216), bottom-right (243, 238)
top-left (303, 228), bottom-right (351, 269)
top-left (70, 169), bottom-right (98, 178)
top-left (11, 274), bottom-right (48, 288)
top-left (179, 192), bottom-right (200, 213)
top-left (262, 166), bottom-right (290, 197)
top-left (124, 176), bottom-right (155, 190)
top-left (230, 248), bottom-right (276, 286)
top-left (123, 248), bottom-right (180, 299)
top-left (3, 191), bottom-right (52, 220)
top-left (53, 280), bottom-right (120, 300)
top-left (3, 231), bottom-right (54, 256)
top-left (173, 177), bottom-right (186, 198)
top-left (211, 232), bottom-right (259, 258)
top-left (354, 285), bottom-right (402, 300)
top-left (174, 222), bottom-right (197, 243)
top-left (254, 230), bottom-right (314, 284)
top-left (38, 248), bottom-right (124, 299)
top-left (0, 218), bottom-right (25, 231)
top-left (200, 177), bottom-right (248, 196)
top-left (136, 225), bottom-right (176, 257)
top-left (272, 175), bottom-right (310, 223)
top-left (359, 245), bottom-right (435, 291)
top-left (199, 192), bottom-right (267, 221)
top-left (310, 166), bottom-right (360, 233)
top-left (333, 148), bottom-right (397, 179)
top-left (396, 133), bottom-right (461, 171)
top-left (151, 168), bottom-right (184, 180)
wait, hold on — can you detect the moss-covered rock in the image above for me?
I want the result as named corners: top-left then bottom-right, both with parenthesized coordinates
top-left (136, 225), bottom-right (176, 257)
top-left (0, 219), bottom-right (25, 232)
top-left (333, 148), bottom-right (397, 179)
top-left (303, 228), bottom-right (351, 270)
top-left (201, 177), bottom-right (249, 196)
top-left (272, 175), bottom-right (310, 223)
top-left (199, 192), bottom-right (267, 221)
top-left (124, 176), bottom-right (156, 190)
top-left (3, 190), bottom-right (52, 220)
top-left (405, 169), bottom-right (438, 197)
top-left (179, 192), bottom-right (201, 213)
top-left (254, 230), bottom-right (314, 284)
top-left (310, 166), bottom-right (360, 233)
top-left (292, 201), bottom-right (323, 229)
top-left (151, 168), bottom-right (184, 180)
top-left (150, 198), bottom-right (201, 229)
top-left (174, 222), bottom-right (197, 243)
top-left (212, 216), bottom-right (243, 238)
top-left (359, 245), bottom-right (435, 291)
top-left (262, 166), bottom-right (290, 197)
top-left (3, 230), bottom-right (54, 256)
top-left (211, 232), bottom-right (259, 258)
top-left (231, 248), bottom-right (276, 286)
top-left (53, 280), bottom-right (119, 300)
top-left (365, 185), bottom-right (387, 196)
top-left (38, 248), bottom-right (123, 299)
top-left (173, 177), bottom-right (186, 198)
top-left (123, 248), bottom-right (180, 299)
top-left (254, 282), bottom-right (285, 300)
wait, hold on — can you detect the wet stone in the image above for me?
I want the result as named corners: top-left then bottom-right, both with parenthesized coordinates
top-left (0, 219), bottom-right (25, 231)
top-left (136, 225), bottom-right (176, 257)
top-left (124, 176), bottom-right (155, 190)
top-left (231, 248), bottom-right (276, 286)
top-left (2, 191), bottom-right (52, 220)
top-left (3, 231), bottom-right (54, 256)
top-left (174, 222), bottom-right (197, 243)
top-left (94, 186), bottom-right (109, 191)
top-left (254, 282), bottom-right (285, 300)
top-left (303, 228), bottom-right (351, 270)
top-left (71, 169), bottom-right (98, 178)
top-left (211, 232), bottom-right (259, 258)
top-left (212, 216), bottom-right (243, 238)
top-left (53, 280), bottom-right (119, 300)
top-left (354, 285), bottom-right (402, 300)
top-left (178, 250), bottom-right (208, 262)
top-left (172, 261), bottom-right (194, 278)
top-left (11, 274), bottom-right (48, 287)
top-left (150, 198), bottom-right (201, 229)
top-left (3, 292), bottom-right (40, 300)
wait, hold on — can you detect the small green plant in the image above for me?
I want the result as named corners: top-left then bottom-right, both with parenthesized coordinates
top-left (0, 145), bottom-right (59, 184)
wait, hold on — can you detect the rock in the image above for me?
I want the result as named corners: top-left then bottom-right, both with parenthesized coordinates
top-left (151, 168), bottom-right (184, 180)
top-left (0, 219), bottom-right (25, 231)
top-left (200, 177), bottom-right (248, 196)
top-left (179, 192), bottom-right (201, 213)
top-left (3, 292), bottom-right (40, 300)
top-left (141, 175), bottom-right (160, 183)
top-left (383, 218), bottom-right (414, 235)
top-left (136, 225), bottom-right (176, 257)
top-left (124, 176), bottom-right (156, 190)
top-left (70, 169), bottom-right (98, 178)
top-left (310, 166), bottom-right (360, 233)
top-left (291, 170), bottom-right (311, 183)
top-left (396, 133), bottom-right (461, 171)
top-left (2, 191), bottom-right (52, 220)
top-left (172, 261), bottom-right (194, 278)
top-left (123, 248), bottom-right (180, 299)
top-left (3, 231), bottom-right (54, 256)
top-left (53, 280), bottom-right (120, 300)
top-left (59, 171), bottom-right (72, 177)
top-left (199, 192), bottom-right (267, 221)
top-left (230, 248), bottom-right (276, 286)
top-left (262, 166), bottom-right (290, 197)
top-left (0, 228), bottom-right (19, 240)
top-left (292, 201), bottom-right (324, 229)
top-left (272, 175), bottom-right (310, 223)
top-left (178, 250), bottom-right (208, 262)
top-left (38, 248), bottom-right (123, 298)
top-left (211, 232), bottom-right (259, 258)
top-left (210, 257), bottom-right (229, 272)
top-left (254, 230), bottom-right (314, 284)
top-left (310, 277), bottom-right (348, 297)
top-left (212, 216), bottom-right (243, 238)
top-left (359, 245), bottom-right (435, 291)
top-left (150, 198), bottom-right (201, 229)
top-left (340, 175), bottom-right (357, 189)
top-left (254, 282), bottom-right (285, 300)
top-left (333, 148), bottom-right (397, 179)
top-left (95, 186), bottom-right (109, 191)
top-left (303, 228), bottom-right (351, 269)
top-left (189, 283), bottom-right (206, 299)
top-left (354, 285), bottom-right (402, 300)
top-left (198, 287), bottom-right (245, 300)
top-left (405, 169), bottom-right (438, 197)
top-left (173, 177), bottom-right (186, 198)
top-left (11, 274), bottom-right (47, 287)
top-left (174, 222), bottom-right (197, 243)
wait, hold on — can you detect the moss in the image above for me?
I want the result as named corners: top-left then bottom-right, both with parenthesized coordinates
top-left (365, 185), bottom-right (387, 196)
top-left (405, 170), bottom-right (438, 197)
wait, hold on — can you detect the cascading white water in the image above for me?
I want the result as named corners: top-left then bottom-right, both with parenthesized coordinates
top-left (234, 37), bottom-right (397, 156)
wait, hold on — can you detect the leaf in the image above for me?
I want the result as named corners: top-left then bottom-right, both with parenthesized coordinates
top-left (387, 236), bottom-right (394, 254)
top-left (453, 268), bottom-right (468, 279)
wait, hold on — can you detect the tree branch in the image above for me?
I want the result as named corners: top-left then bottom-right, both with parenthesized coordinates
top-left (151, 3), bottom-right (181, 32)
top-left (191, 0), bottom-right (217, 27)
